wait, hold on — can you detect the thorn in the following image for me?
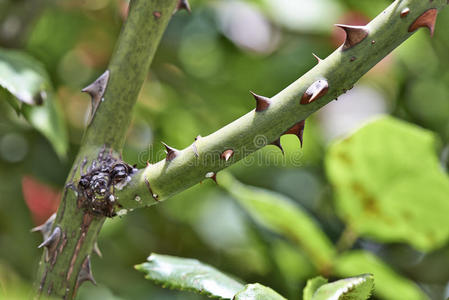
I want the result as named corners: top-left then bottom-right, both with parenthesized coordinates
top-left (300, 79), bottom-right (329, 105)
top-left (153, 11), bottom-right (161, 19)
top-left (38, 226), bottom-right (61, 250)
top-left (250, 91), bottom-right (271, 112)
top-left (400, 8), bottom-right (410, 18)
top-left (205, 172), bottom-right (217, 184)
top-left (335, 24), bottom-right (369, 50)
top-left (77, 256), bottom-right (97, 286)
top-left (81, 70), bottom-right (110, 125)
top-left (408, 9), bottom-right (438, 37)
top-left (93, 242), bottom-right (102, 258)
top-left (31, 213), bottom-right (56, 240)
top-left (161, 142), bottom-right (180, 162)
top-left (270, 138), bottom-right (284, 155)
top-left (312, 53), bottom-right (322, 64)
top-left (175, 0), bottom-right (191, 13)
top-left (284, 120), bottom-right (305, 148)
top-left (221, 149), bottom-right (234, 162)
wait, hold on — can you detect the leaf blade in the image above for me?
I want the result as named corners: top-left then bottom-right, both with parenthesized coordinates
top-left (135, 253), bottom-right (245, 299)
top-left (220, 172), bottom-right (336, 270)
top-left (334, 250), bottom-right (427, 300)
top-left (311, 274), bottom-right (374, 300)
top-left (325, 116), bottom-right (449, 251)
top-left (233, 283), bottom-right (287, 300)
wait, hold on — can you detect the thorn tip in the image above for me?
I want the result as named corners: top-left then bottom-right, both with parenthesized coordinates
top-left (161, 142), bottom-right (179, 162)
top-left (335, 24), bottom-right (369, 50)
top-left (408, 9), bottom-right (438, 37)
top-left (301, 79), bottom-right (329, 105)
top-left (250, 91), bottom-right (271, 112)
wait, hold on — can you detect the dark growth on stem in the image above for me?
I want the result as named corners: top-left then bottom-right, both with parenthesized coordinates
top-left (76, 147), bottom-right (136, 217)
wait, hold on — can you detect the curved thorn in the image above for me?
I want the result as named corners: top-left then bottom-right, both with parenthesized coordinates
top-left (284, 120), bottom-right (305, 148)
top-left (31, 213), bottom-right (56, 240)
top-left (250, 91), bottom-right (271, 112)
top-left (93, 242), bottom-right (102, 258)
top-left (205, 172), bottom-right (217, 184)
top-left (81, 70), bottom-right (110, 125)
top-left (400, 8), bottom-right (410, 18)
top-left (38, 226), bottom-right (61, 249)
top-left (221, 149), bottom-right (234, 162)
top-left (408, 9), bottom-right (437, 37)
top-left (312, 53), bottom-right (322, 64)
top-left (270, 138), bottom-right (284, 155)
top-left (161, 142), bottom-right (179, 162)
top-left (77, 256), bottom-right (96, 286)
top-left (300, 79), bottom-right (329, 105)
top-left (175, 0), bottom-right (191, 13)
top-left (335, 24), bottom-right (369, 50)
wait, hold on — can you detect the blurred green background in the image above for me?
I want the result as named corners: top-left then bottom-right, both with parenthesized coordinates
top-left (1, 0), bottom-right (449, 299)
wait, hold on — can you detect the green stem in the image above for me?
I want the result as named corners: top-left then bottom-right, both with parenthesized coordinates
top-left (115, 0), bottom-right (448, 210)
top-left (34, 0), bottom-right (178, 298)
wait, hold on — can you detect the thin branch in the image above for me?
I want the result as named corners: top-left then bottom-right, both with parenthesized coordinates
top-left (115, 0), bottom-right (447, 210)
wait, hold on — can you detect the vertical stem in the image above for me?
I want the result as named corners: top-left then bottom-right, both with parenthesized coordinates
top-left (34, 0), bottom-right (178, 298)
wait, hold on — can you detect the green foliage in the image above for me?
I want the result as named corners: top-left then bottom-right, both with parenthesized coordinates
top-left (303, 276), bottom-right (328, 300)
top-left (219, 171), bottom-right (335, 270)
top-left (0, 48), bottom-right (48, 105)
top-left (326, 116), bottom-right (449, 251)
top-left (135, 253), bottom-right (245, 299)
top-left (334, 251), bottom-right (427, 300)
top-left (310, 274), bottom-right (374, 300)
top-left (0, 48), bottom-right (68, 157)
top-left (233, 284), bottom-right (286, 300)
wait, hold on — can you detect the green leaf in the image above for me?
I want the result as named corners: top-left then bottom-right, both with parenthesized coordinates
top-left (0, 48), bottom-right (49, 105)
top-left (135, 253), bottom-right (245, 299)
top-left (325, 116), bottom-right (449, 251)
top-left (334, 250), bottom-right (427, 300)
top-left (0, 48), bottom-right (68, 158)
top-left (233, 283), bottom-right (287, 300)
top-left (219, 172), bottom-right (335, 270)
top-left (303, 276), bottom-right (328, 300)
top-left (21, 93), bottom-right (68, 158)
top-left (311, 274), bottom-right (374, 300)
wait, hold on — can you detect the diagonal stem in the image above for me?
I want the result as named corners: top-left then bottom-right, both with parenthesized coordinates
top-left (114, 0), bottom-right (448, 210)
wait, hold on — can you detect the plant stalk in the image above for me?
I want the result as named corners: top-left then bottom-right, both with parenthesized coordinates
top-left (34, 0), bottom-right (178, 298)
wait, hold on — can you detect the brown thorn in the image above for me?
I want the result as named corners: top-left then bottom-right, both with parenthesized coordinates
top-left (221, 149), bottom-right (234, 162)
top-left (270, 138), bottom-right (284, 155)
top-left (335, 24), bottom-right (369, 50)
top-left (77, 256), bottom-right (97, 286)
top-left (250, 91), bottom-right (271, 112)
top-left (300, 79), bottom-right (329, 105)
top-left (161, 142), bottom-right (179, 162)
top-left (31, 213), bottom-right (56, 241)
top-left (284, 120), bottom-right (305, 148)
top-left (175, 0), bottom-right (191, 13)
top-left (205, 172), bottom-right (217, 184)
top-left (312, 53), bottom-right (322, 64)
top-left (400, 7), bottom-right (410, 18)
top-left (408, 9), bottom-right (438, 37)
top-left (153, 11), bottom-right (161, 19)
top-left (81, 70), bottom-right (110, 125)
